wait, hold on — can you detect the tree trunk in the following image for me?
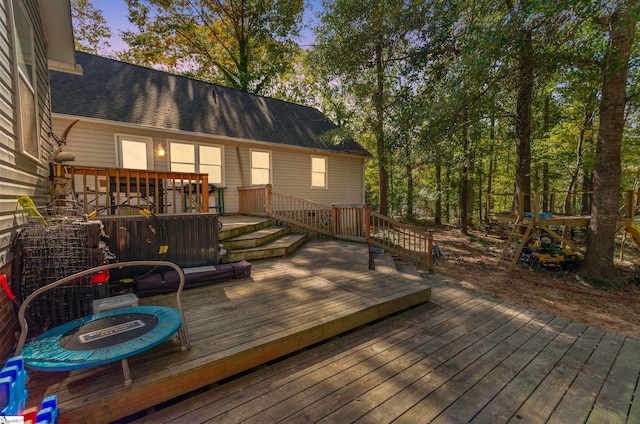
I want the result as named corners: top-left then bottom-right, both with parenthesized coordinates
top-left (435, 150), bottom-right (442, 225)
top-left (460, 117), bottom-right (469, 235)
top-left (477, 161), bottom-right (483, 224)
top-left (374, 43), bottom-right (388, 215)
top-left (515, 28), bottom-right (534, 213)
top-left (583, 5), bottom-right (636, 280)
top-left (445, 166), bottom-right (451, 223)
top-left (406, 143), bottom-right (414, 220)
top-left (542, 95), bottom-right (550, 211)
top-left (487, 118), bottom-right (495, 222)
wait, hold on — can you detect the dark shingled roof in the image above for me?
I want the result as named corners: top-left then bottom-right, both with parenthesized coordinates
top-left (50, 52), bottom-right (368, 156)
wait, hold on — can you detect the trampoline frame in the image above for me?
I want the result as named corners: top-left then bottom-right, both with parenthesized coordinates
top-left (15, 261), bottom-right (191, 386)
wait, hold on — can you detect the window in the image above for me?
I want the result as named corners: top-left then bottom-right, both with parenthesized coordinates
top-left (311, 156), bottom-right (327, 188)
top-left (11, 0), bottom-right (38, 159)
top-left (117, 135), bottom-right (153, 170)
top-left (251, 149), bottom-right (271, 185)
top-left (169, 141), bottom-right (223, 184)
top-left (199, 145), bottom-right (223, 184)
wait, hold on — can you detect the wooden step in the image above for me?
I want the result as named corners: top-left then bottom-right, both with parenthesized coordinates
top-left (222, 226), bottom-right (290, 249)
top-left (219, 217), bottom-right (273, 241)
top-left (228, 233), bottom-right (307, 262)
top-left (372, 251), bottom-right (397, 274)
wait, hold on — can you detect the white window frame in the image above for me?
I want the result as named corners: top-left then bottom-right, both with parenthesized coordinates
top-left (9, 0), bottom-right (39, 160)
top-left (311, 155), bottom-right (328, 189)
top-left (250, 148), bottom-right (272, 185)
top-left (168, 140), bottom-right (225, 185)
top-left (115, 134), bottom-right (154, 170)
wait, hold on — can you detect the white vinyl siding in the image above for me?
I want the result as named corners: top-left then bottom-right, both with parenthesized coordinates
top-left (1, 0), bottom-right (54, 266)
top-left (52, 117), bottom-right (366, 214)
top-left (271, 148), bottom-right (363, 206)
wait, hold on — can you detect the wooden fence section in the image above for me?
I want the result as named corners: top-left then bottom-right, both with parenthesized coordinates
top-left (68, 166), bottom-right (210, 215)
top-left (333, 204), bottom-right (367, 241)
top-left (237, 185), bottom-right (269, 216)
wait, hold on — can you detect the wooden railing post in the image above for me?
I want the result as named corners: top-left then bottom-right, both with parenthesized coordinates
top-left (333, 204), bottom-right (339, 237)
top-left (266, 184), bottom-right (273, 215)
top-left (202, 175), bottom-right (209, 213)
top-left (364, 205), bottom-right (371, 242)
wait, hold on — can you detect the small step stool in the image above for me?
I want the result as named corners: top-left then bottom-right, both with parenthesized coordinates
top-left (92, 293), bottom-right (139, 313)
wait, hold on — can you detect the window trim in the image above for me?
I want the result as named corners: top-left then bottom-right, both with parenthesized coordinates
top-left (115, 134), bottom-right (154, 170)
top-left (9, 0), bottom-right (39, 161)
top-left (168, 139), bottom-right (225, 185)
top-left (311, 155), bottom-right (328, 189)
top-left (250, 148), bottom-right (272, 185)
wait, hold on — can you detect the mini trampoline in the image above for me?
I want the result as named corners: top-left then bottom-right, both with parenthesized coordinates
top-left (15, 261), bottom-right (190, 386)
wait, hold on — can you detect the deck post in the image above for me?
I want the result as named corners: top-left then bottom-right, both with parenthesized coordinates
top-left (533, 192), bottom-right (540, 224)
top-left (266, 184), bottom-right (273, 215)
top-left (364, 204), bottom-right (371, 242)
top-left (202, 175), bottom-right (209, 213)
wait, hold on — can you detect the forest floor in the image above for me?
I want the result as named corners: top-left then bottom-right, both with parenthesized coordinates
top-left (420, 226), bottom-right (640, 339)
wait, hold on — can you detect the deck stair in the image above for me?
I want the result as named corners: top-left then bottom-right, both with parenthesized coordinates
top-left (497, 216), bottom-right (534, 271)
top-left (219, 217), bottom-right (307, 263)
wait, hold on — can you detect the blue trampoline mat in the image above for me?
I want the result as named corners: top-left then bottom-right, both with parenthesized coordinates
top-left (21, 306), bottom-right (182, 372)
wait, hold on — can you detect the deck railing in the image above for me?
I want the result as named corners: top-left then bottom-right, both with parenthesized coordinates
top-left (238, 185), bottom-right (432, 265)
top-left (271, 190), bottom-right (335, 236)
top-left (68, 166), bottom-right (210, 215)
top-left (368, 211), bottom-right (431, 265)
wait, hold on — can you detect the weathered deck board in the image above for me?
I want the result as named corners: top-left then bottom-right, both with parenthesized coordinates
top-left (134, 240), bottom-right (640, 424)
top-left (24, 239), bottom-right (431, 423)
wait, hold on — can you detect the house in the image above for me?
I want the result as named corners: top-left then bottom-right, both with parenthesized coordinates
top-left (0, 0), bottom-right (79, 360)
top-left (49, 52), bottom-right (369, 215)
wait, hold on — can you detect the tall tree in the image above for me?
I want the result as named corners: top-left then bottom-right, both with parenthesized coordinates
top-left (583, 2), bottom-right (637, 280)
top-left (121, 0), bottom-right (304, 93)
top-left (71, 0), bottom-right (112, 55)
top-left (312, 0), bottom-right (425, 215)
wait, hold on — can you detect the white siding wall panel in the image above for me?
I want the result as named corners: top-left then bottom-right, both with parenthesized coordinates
top-left (0, 0), bottom-right (53, 266)
top-left (52, 120), bottom-right (119, 168)
top-left (52, 116), bottom-right (366, 213)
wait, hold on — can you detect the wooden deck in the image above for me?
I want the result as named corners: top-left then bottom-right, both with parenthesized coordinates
top-left (132, 242), bottom-right (640, 423)
top-left (23, 240), bottom-right (431, 423)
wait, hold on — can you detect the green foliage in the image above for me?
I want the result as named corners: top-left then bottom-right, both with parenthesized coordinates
top-left (120, 0), bottom-right (304, 94)
top-left (71, 0), bottom-right (112, 55)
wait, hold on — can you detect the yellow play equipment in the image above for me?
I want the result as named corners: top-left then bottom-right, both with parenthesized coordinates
top-left (625, 223), bottom-right (640, 246)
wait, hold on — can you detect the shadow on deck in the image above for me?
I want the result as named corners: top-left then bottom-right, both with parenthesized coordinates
top-left (24, 239), bottom-right (432, 423)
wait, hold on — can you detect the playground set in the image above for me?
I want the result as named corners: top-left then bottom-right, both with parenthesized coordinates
top-left (486, 190), bottom-right (639, 272)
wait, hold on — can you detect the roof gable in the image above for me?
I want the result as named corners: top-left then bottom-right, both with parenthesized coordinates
top-left (50, 52), bottom-right (367, 156)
